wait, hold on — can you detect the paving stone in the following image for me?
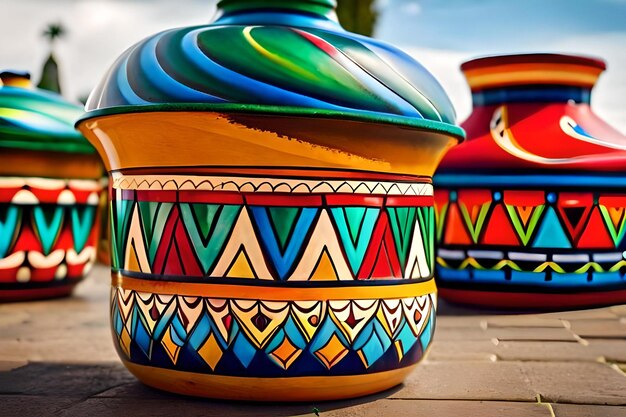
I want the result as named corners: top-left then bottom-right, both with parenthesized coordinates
top-left (609, 305), bottom-right (626, 317)
top-left (94, 381), bottom-right (207, 400)
top-left (0, 359), bottom-right (28, 371)
top-left (485, 316), bottom-right (565, 328)
top-left (435, 315), bottom-right (485, 329)
top-left (0, 340), bottom-right (28, 361)
top-left (495, 341), bottom-right (600, 362)
top-left (568, 320), bottom-right (626, 339)
top-left (542, 308), bottom-right (618, 320)
top-left (434, 326), bottom-right (577, 342)
top-left (1, 395), bottom-right (77, 417)
top-left (552, 404), bottom-right (626, 417)
top-left (427, 340), bottom-right (498, 362)
top-left (523, 362), bottom-right (626, 405)
top-left (295, 399), bottom-right (552, 417)
top-left (61, 397), bottom-right (322, 417)
top-left (0, 362), bottom-right (134, 397)
top-left (61, 398), bottom-right (553, 417)
top-left (431, 326), bottom-right (494, 341)
top-left (487, 327), bottom-right (578, 342)
top-left (391, 362), bottom-right (536, 402)
top-left (0, 310), bottom-right (30, 328)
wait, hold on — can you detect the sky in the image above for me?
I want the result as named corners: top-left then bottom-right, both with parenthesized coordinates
top-left (1, 0), bottom-right (625, 132)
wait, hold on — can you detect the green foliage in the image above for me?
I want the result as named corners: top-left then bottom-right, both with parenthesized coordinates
top-left (43, 23), bottom-right (65, 43)
top-left (336, 0), bottom-right (378, 36)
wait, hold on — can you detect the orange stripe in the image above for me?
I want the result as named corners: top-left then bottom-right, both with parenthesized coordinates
top-left (112, 273), bottom-right (436, 300)
top-left (465, 63), bottom-right (602, 90)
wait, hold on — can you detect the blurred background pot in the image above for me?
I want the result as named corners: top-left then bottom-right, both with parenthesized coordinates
top-left (0, 71), bottom-right (103, 301)
top-left (77, 0), bottom-right (463, 401)
top-left (435, 54), bottom-right (626, 309)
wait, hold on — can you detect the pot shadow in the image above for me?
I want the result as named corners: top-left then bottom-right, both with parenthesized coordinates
top-left (0, 361), bottom-right (404, 417)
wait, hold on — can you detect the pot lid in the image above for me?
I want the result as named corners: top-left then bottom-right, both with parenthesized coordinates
top-left (461, 53), bottom-right (606, 92)
top-left (81, 0), bottom-right (463, 139)
top-left (0, 71), bottom-right (94, 154)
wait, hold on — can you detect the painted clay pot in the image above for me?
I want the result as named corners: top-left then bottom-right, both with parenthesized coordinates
top-left (77, 0), bottom-right (463, 401)
top-left (0, 71), bottom-right (103, 301)
top-left (434, 54), bottom-right (626, 309)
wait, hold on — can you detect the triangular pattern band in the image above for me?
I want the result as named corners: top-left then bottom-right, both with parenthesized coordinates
top-left (111, 285), bottom-right (436, 376)
top-left (435, 188), bottom-right (626, 291)
top-left (111, 172), bottom-right (435, 282)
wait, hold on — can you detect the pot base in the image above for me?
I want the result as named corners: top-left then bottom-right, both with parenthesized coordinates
top-left (123, 361), bottom-right (417, 402)
top-left (439, 287), bottom-right (626, 310)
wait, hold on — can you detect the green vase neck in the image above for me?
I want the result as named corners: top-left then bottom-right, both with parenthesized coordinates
top-left (215, 0), bottom-right (340, 28)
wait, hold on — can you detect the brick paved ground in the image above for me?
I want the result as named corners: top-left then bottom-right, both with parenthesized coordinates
top-left (1, 265), bottom-right (625, 416)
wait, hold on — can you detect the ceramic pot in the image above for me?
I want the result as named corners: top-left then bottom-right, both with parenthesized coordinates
top-left (434, 54), bottom-right (626, 309)
top-left (0, 71), bottom-right (103, 301)
top-left (77, 0), bottom-right (463, 401)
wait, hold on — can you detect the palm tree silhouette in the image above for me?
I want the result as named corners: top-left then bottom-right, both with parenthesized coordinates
top-left (38, 23), bottom-right (66, 94)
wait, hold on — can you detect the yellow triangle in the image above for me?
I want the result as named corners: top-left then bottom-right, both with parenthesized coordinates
top-left (226, 249), bottom-right (256, 279)
top-left (309, 249), bottom-right (338, 281)
top-left (127, 242), bottom-right (142, 273)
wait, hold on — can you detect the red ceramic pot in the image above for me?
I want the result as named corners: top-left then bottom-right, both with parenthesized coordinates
top-left (434, 54), bottom-right (626, 309)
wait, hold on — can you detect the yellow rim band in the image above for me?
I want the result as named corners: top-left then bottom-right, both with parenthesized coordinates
top-left (112, 273), bottom-right (437, 300)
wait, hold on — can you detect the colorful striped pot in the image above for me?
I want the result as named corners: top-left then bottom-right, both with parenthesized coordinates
top-left (77, 0), bottom-right (463, 401)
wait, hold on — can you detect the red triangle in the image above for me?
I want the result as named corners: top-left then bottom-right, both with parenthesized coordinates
top-left (458, 189), bottom-right (491, 224)
top-left (174, 219), bottom-right (203, 276)
top-left (481, 204), bottom-right (520, 246)
top-left (443, 203), bottom-right (472, 245)
top-left (151, 206), bottom-right (203, 277)
top-left (557, 193), bottom-right (593, 244)
top-left (577, 208), bottom-right (615, 249)
top-left (163, 239), bottom-right (185, 276)
top-left (358, 212), bottom-right (402, 279)
top-left (152, 206), bottom-right (179, 275)
top-left (434, 189), bottom-right (449, 218)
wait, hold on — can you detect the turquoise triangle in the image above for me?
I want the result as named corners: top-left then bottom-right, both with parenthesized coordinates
top-left (112, 199), bottom-right (134, 268)
top-left (33, 206), bottom-right (64, 255)
top-left (180, 204), bottom-right (242, 274)
top-left (267, 207), bottom-right (301, 251)
top-left (138, 202), bottom-right (174, 264)
top-left (71, 206), bottom-right (96, 253)
top-left (188, 204), bottom-right (220, 241)
top-left (416, 207), bottom-right (434, 268)
top-left (532, 207), bottom-right (572, 249)
top-left (0, 206), bottom-right (20, 258)
top-left (388, 207), bottom-right (417, 271)
top-left (330, 207), bottom-right (380, 275)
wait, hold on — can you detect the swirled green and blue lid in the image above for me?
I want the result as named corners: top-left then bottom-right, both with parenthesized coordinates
top-left (0, 71), bottom-right (94, 154)
top-left (82, 0), bottom-right (464, 139)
